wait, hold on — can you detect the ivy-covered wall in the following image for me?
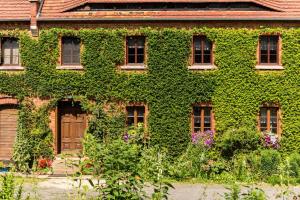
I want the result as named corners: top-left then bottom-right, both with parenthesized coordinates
top-left (1, 28), bottom-right (299, 157)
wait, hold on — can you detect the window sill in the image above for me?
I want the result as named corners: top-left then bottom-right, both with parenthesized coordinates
top-left (188, 65), bottom-right (217, 70)
top-left (120, 65), bottom-right (146, 70)
top-left (56, 65), bottom-right (84, 70)
top-left (255, 65), bottom-right (284, 70)
top-left (0, 66), bottom-right (24, 71)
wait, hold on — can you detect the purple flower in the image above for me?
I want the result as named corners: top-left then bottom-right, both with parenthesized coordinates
top-left (262, 131), bottom-right (280, 149)
top-left (191, 130), bottom-right (215, 148)
top-left (123, 133), bottom-right (130, 143)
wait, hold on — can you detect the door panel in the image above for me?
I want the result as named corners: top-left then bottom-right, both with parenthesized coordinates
top-left (0, 105), bottom-right (18, 160)
top-left (59, 102), bottom-right (86, 153)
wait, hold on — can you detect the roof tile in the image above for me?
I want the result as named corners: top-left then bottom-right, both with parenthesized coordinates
top-left (0, 0), bottom-right (31, 20)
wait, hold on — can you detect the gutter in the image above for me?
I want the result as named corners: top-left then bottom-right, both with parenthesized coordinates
top-left (0, 19), bottom-right (30, 22)
top-left (37, 17), bottom-right (300, 22)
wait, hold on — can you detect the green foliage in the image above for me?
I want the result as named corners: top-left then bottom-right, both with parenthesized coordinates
top-left (260, 149), bottom-right (281, 176)
top-left (86, 101), bottom-right (126, 141)
top-left (0, 27), bottom-right (299, 160)
top-left (224, 184), bottom-right (240, 200)
top-left (169, 143), bottom-right (207, 179)
top-left (242, 188), bottom-right (266, 200)
top-left (287, 153), bottom-right (300, 178)
top-left (217, 127), bottom-right (261, 158)
top-left (0, 174), bottom-right (25, 200)
top-left (13, 100), bottom-right (54, 172)
top-left (83, 134), bottom-right (146, 199)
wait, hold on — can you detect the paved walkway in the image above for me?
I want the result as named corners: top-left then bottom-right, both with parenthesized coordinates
top-left (22, 177), bottom-right (300, 200)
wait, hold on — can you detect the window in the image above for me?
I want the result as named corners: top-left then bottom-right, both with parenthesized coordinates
top-left (126, 106), bottom-right (145, 127)
top-left (126, 37), bottom-right (145, 65)
top-left (259, 36), bottom-right (279, 64)
top-left (72, 2), bottom-right (277, 12)
top-left (1, 38), bottom-right (19, 65)
top-left (259, 106), bottom-right (279, 134)
top-left (192, 105), bottom-right (213, 133)
top-left (62, 37), bottom-right (81, 65)
top-left (193, 36), bottom-right (212, 64)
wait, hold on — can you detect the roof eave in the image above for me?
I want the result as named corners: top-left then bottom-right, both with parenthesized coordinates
top-left (0, 19), bottom-right (30, 22)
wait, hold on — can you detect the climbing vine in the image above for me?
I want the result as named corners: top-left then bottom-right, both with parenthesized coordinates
top-left (0, 27), bottom-right (298, 159)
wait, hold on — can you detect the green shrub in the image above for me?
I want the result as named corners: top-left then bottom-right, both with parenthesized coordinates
top-left (169, 143), bottom-right (208, 179)
top-left (242, 187), bottom-right (266, 200)
top-left (260, 149), bottom-right (281, 177)
top-left (0, 174), bottom-right (25, 200)
top-left (138, 147), bottom-right (169, 181)
top-left (232, 154), bottom-right (248, 182)
top-left (288, 153), bottom-right (300, 178)
top-left (218, 127), bottom-right (261, 158)
top-left (83, 134), bottom-right (146, 199)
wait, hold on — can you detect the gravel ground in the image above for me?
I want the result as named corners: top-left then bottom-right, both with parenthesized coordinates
top-left (21, 178), bottom-right (300, 200)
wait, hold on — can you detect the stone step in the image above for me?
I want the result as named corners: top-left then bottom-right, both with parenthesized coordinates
top-left (51, 157), bottom-right (81, 176)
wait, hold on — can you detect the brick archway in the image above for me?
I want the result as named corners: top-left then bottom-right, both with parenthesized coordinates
top-left (0, 96), bottom-right (18, 106)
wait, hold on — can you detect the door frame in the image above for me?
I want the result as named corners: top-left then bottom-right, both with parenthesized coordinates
top-left (55, 100), bottom-right (87, 155)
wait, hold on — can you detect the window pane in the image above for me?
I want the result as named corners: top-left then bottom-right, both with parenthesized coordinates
top-left (269, 54), bottom-right (277, 63)
top-left (127, 117), bottom-right (134, 127)
top-left (128, 47), bottom-right (135, 55)
top-left (270, 36), bottom-right (278, 51)
top-left (260, 37), bottom-right (268, 51)
top-left (62, 37), bottom-right (80, 65)
top-left (136, 38), bottom-right (145, 47)
top-left (137, 55), bottom-right (144, 63)
top-left (2, 38), bottom-right (19, 65)
top-left (137, 106), bottom-right (145, 117)
top-left (72, 40), bottom-right (80, 64)
top-left (194, 37), bottom-right (202, 63)
top-left (203, 55), bottom-right (211, 63)
top-left (260, 108), bottom-right (267, 131)
top-left (127, 37), bottom-right (135, 47)
top-left (126, 107), bottom-right (134, 117)
top-left (127, 37), bottom-right (145, 64)
top-left (204, 107), bottom-right (211, 130)
top-left (193, 106), bottom-right (200, 116)
top-left (137, 47), bottom-right (144, 54)
top-left (3, 48), bottom-right (11, 65)
top-left (260, 54), bottom-right (268, 63)
top-left (194, 116), bottom-right (201, 132)
top-left (128, 55), bottom-right (135, 63)
top-left (137, 117), bottom-right (144, 123)
top-left (270, 108), bottom-right (278, 133)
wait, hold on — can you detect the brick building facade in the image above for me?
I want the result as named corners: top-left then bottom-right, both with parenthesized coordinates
top-left (0, 0), bottom-right (299, 160)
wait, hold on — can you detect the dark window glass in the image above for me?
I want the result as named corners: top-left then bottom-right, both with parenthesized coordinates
top-left (193, 36), bottom-right (212, 64)
top-left (126, 106), bottom-right (145, 127)
top-left (260, 36), bottom-right (279, 64)
top-left (259, 106), bottom-right (279, 134)
top-left (1, 38), bottom-right (19, 65)
top-left (73, 2), bottom-right (276, 12)
top-left (62, 37), bottom-right (81, 65)
top-left (193, 105), bottom-right (213, 133)
top-left (127, 37), bottom-right (145, 64)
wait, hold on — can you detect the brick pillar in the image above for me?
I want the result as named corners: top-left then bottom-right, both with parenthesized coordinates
top-left (29, 0), bottom-right (40, 36)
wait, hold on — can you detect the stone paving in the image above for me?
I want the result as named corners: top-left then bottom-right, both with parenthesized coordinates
top-left (20, 177), bottom-right (300, 200)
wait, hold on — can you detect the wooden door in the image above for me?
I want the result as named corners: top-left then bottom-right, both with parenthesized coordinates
top-left (59, 102), bottom-right (86, 153)
top-left (0, 105), bottom-right (18, 160)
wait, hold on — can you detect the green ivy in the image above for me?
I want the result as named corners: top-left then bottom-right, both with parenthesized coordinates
top-left (0, 28), bottom-right (298, 158)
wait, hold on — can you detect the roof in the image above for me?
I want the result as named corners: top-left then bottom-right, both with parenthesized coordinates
top-left (0, 0), bottom-right (31, 21)
top-left (38, 0), bottom-right (300, 21)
